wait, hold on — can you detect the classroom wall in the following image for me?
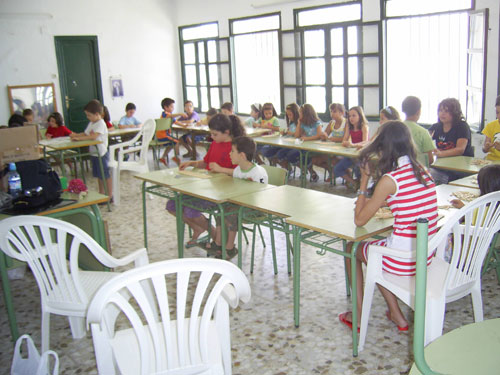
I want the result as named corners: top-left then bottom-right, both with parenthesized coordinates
top-left (0, 0), bottom-right (182, 125)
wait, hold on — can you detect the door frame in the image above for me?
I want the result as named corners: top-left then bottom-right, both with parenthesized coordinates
top-left (54, 35), bottom-right (104, 126)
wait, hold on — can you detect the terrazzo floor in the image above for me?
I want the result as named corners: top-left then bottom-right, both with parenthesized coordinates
top-left (1, 150), bottom-right (499, 374)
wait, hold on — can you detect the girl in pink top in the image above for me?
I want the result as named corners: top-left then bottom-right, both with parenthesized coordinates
top-left (333, 106), bottom-right (369, 190)
top-left (339, 120), bottom-right (438, 333)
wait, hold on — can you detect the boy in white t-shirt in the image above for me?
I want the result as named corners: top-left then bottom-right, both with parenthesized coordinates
top-left (209, 136), bottom-right (268, 258)
top-left (70, 99), bottom-right (112, 202)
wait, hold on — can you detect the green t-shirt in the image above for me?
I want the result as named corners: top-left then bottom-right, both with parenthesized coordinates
top-left (404, 120), bottom-right (435, 167)
top-left (259, 116), bottom-right (281, 130)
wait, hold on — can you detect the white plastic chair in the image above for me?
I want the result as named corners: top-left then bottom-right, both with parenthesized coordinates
top-left (11, 334), bottom-right (59, 375)
top-left (108, 118), bottom-right (156, 205)
top-left (358, 191), bottom-right (500, 351)
top-left (87, 258), bottom-right (251, 375)
top-left (0, 216), bottom-right (149, 354)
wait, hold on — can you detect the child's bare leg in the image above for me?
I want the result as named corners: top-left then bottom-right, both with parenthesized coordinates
top-left (378, 285), bottom-right (408, 328)
top-left (97, 179), bottom-right (104, 195)
top-left (106, 177), bottom-right (113, 199)
top-left (187, 215), bottom-right (215, 242)
top-left (161, 145), bottom-right (172, 159)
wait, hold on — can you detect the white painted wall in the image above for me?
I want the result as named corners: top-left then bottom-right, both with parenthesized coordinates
top-left (0, 0), bottom-right (181, 125)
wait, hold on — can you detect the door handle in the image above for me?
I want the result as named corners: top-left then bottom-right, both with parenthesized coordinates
top-left (65, 95), bottom-right (74, 109)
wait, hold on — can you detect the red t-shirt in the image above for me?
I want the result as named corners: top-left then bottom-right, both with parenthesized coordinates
top-left (203, 141), bottom-right (235, 170)
top-left (46, 125), bottom-right (72, 138)
top-left (105, 121), bottom-right (114, 129)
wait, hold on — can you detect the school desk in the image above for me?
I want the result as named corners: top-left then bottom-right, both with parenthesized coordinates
top-left (40, 137), bottom-right (111, 211)
top-left (432, 156), bottom-right (500, 174)
top-left (134, 168), bottom-right (226, 251)
top-left (252, 136), bottom-right (360, 187)
top-left (0, 191), bottom-right (109, 343)
top-left (169, 176), bottom-right (276, 260)
top-left (448, 173), bottom-right (480, 189)
top-left (107, 126), bottom-right (141, 140)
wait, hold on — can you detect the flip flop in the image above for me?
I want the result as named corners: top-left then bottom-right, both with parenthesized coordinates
top-left (338, 312), bottom-right (360, 333)
top-left (203, 241), bottom-right (222, 256)
top-left (385, 311), bottom-right (409, 332)
top-left (214, 247), bottom-right (238, 260)
top-left (186, 239), bottom-right (203, 248)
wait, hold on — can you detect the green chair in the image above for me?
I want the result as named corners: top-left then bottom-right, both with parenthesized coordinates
top-left (410, 203), bottom-right (500, 374)
top-left (243, 165), bottom-right (292, 274)
top-left (482, 232), bottom-right (500, 283)
top-left (150, 118), bottom-right (174, 168)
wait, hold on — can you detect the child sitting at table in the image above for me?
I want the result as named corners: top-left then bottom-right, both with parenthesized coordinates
top-left (45, 112), bottom-right (72, 139)
top-left (165, 114), bottom-right (246, 249)
top-left (103, 106), bottom-right (114, 129)
top-left (255, 102), bottom-right (281, 164)
top-left (244, 103), bottom-right (261, 128)
top-left (333, 106), bottom-right (369, 190)
top-left (71, 100), bottom-right (112, 202)
top-left (175, 100), bottom-right (201, 159)
top-left (22, 108), bottom-right (35, 123)
top-left (450, 164), bottom-right (500, 209)
top-left (275, 103), bottom-right (300, 171)
top-left (118, 102), bottom-right (142, 129)
top-left (481, 95), bottom-right (500, 161)
top-left (208, 136), bottom-right (269, 257)
top-left (311, 103), bottom-right (347, 182)
top-left (197, 108), bottom-right (218, 126)
top-left (158, 97), bottom-right (185, 166)
top-left (339, 120), bottom-right (438, 333)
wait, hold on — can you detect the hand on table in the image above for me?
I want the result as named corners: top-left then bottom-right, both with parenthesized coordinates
top-left (450, 199), bottom-right (465, 209)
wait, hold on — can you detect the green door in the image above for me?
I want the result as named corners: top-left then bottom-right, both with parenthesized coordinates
top-left (54, 36), bottom-right (103, 133)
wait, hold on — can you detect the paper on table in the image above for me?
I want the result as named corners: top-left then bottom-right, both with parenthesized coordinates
top-left (177, 169), bottom-right (213, 179)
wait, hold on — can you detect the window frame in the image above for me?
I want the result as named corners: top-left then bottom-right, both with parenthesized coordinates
top-left (291, 1), bottom-right (383, 121)
top-left (229, 12), bottom-right (282, 115)
top-left (382, 1), bottom-right (488, 130)
top-left (178, 22), bottom-right (233, 113)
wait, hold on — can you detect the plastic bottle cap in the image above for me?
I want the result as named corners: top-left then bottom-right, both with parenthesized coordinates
top-left (9, 163), bottom-right (16, 171)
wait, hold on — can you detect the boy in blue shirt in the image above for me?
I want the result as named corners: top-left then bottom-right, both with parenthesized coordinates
top-left (118, 102), bottom-right (142, 129)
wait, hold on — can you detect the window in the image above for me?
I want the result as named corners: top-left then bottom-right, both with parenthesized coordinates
top-left (230, 14), bottom-right (281, 114)
top-left (286, 2), bottom-right (381, 119)
top-left (179, 22), bottom-right (232, 112)
top-left (384, 0), bottom-right (486, 129)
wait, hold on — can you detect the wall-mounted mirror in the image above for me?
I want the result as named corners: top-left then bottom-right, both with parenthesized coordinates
top-left (7, 83), bottom-right (57, 125)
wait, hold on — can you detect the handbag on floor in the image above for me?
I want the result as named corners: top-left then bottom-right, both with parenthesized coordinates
top-left (11, 334), bottom-right (59, 375)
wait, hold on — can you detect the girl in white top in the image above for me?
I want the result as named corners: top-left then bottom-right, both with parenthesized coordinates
top-left (312, 103), bottom-right (347, 182)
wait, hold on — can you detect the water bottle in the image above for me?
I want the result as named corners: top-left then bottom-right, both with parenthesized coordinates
top-left (7, 163), bottom-right (22, 198)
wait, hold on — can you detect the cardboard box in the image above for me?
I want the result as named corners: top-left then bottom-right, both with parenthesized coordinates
top-left (0, 125), bottom-right (41, 164)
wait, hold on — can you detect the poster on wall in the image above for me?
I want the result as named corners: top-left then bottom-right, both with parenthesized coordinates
top-left (110, 77), bottom-right (124, 98)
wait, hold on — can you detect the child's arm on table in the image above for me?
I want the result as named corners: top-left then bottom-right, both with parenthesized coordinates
top-left (354, 165), bottom-right (396, 226)
top-left (179, 160), bottom-right (206, 170)
top-left (208, 162), bottom-right (234, 176)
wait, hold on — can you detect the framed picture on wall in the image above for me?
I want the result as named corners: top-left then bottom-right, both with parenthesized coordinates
top-left (110, 77), bottom-right (124, 98)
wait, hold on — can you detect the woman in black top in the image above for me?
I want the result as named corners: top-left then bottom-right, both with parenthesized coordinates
top-left (429, 98), bottom-right (473, 183)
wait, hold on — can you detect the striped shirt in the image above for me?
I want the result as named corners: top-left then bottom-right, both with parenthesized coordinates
top-left (380, 155), bottom-right (438, 275)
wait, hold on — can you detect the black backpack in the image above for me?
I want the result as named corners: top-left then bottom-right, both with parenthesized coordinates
top-left (13, 159), bottom-right (62, 208)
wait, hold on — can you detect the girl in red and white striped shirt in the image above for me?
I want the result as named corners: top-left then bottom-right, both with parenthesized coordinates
top-left (340, 120), bottom-right (438, 333)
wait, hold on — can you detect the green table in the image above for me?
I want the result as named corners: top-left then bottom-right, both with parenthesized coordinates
top-left (0, 191), bottom-right (109, 344)
top-left (40, 138), bottom-right (111, 211)
top-left (285, 191), bottom-right (394, 357)
top-left (134, 168), bottom-right (226, 251)
top-left (410, 318), bottom-right (500, 374)
top-left (169, 176), bottom-right (276, 259)
top-left (432, 156), bottom-right (500, 174)
top-left (253, 136), bottom-right (360, 187)
top-left (230, 184), bottom-right (393, 357)
top-left (449, 173), bottom-right (480, 189)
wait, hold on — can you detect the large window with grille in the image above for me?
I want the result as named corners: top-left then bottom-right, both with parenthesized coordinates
top-left (283, 1), bottom-right (382, 119)
top-left (384, 0), bottom-right (487, 129)
top-left (179, 22), bottom-right (232, 112)
top-left (230, 13), bottom-right (281, 114)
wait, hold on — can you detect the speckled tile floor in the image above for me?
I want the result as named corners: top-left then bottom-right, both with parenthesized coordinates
top-left (1, 150), bottom-right (499, 374)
